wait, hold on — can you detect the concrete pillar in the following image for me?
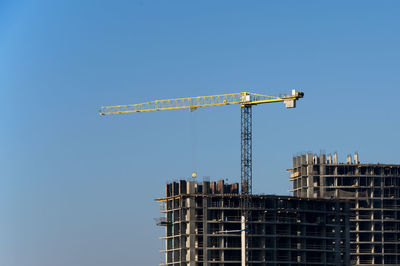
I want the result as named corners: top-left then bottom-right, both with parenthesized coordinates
top-left (188, 197), bottom-right (196, 266)
top-left (319, 153), bottom-right (326, 164)
top-left (347, 155), bottom-right (352, 164)
top-left (306, 153), bottom-right (313, 164)
top-left (354, 153), bottom-right (359, 164)
top-left (241, 215), bottom-right (246, 266)
top-left (307, 176), bottom-right (314, 198)
top-left (320, 162), bottom-right (326, 198)
top-left (202, 197), bottom-right (208, 266)
top-left (327, 154), bottom-right (332, 164)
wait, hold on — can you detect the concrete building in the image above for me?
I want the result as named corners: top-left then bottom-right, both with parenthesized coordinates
top-left (157, 180), bottom-right (350, 266)
top-left (290, 153), bottom-right (400, 265)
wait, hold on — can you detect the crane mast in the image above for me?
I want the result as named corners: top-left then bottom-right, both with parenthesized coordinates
top-left (241, 105), bottom-right (252, 195)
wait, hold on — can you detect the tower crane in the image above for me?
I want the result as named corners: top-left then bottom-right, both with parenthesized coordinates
top-left (100, 90), bottom-right (304, 266)
top-left (99, 90), bottom-right (304, 195)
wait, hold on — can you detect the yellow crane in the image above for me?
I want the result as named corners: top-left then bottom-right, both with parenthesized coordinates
top-left (99, 90), bottom-right (304, 195)
top-left (100, 90), bottom-right (304, 266)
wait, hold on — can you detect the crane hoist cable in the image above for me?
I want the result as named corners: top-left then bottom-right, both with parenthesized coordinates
top-left (190, 110), bottom-right (197, 178)
top-left (99, 90), bottom-right (304, 195)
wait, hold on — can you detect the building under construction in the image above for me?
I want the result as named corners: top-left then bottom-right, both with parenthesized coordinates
top-left (290, 153), bottom-right (400, 265)
top-left (157, 180), bottom-right (350, 266)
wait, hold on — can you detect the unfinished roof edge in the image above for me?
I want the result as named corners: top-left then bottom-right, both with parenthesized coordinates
top-left (163, 179), bottom-right (239, 198)
top-left (293, 152), bottom-right (400, 167)
top-left (158, 179), bottom-right (350, 204)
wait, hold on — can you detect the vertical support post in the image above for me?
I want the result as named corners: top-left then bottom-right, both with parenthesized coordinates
top-left (202, 197), bottom-right (208, 266)
top-left (241, 215), bottom-right (246, 266)
top-left (188, 196), bottom-right (196, 265)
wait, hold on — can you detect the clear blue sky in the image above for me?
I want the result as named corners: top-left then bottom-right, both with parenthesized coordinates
top-left (1, 1), bottom-right (399, 265)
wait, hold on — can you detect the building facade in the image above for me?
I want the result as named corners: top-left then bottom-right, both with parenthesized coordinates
top-left (157, 180), bottom-right (350, 266)
top-left (290, 153), bottom-right (400, 265)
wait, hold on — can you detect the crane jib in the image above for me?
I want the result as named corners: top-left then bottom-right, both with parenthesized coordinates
top-left (99, 90), bottom-right (304, 196)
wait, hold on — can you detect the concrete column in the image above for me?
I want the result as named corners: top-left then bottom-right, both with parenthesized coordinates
top-left (188, 197), bottom-right (196, 266)
top-left (241, 215), bottom-right (246, 266)
top-left (320, 163), bottom-right (326, 198)
top-left (344, 203), bottom-right (350, 266)
top-left (307, 175), bottom-right (314, 198)
top-left (202, 197), bottom-right (208, 266)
